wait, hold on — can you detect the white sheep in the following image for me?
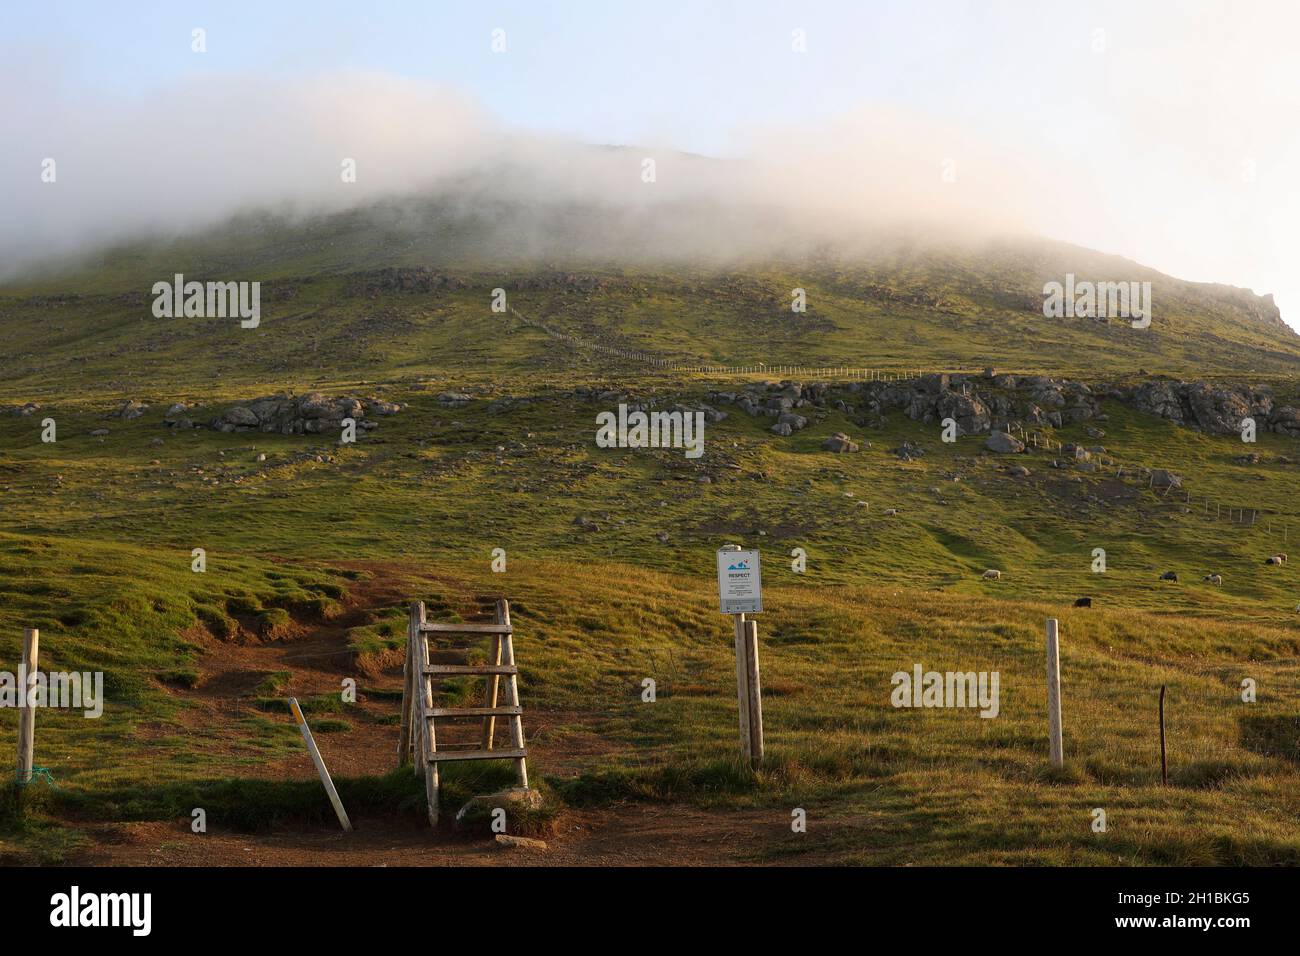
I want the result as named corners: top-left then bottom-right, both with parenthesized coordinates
top-left (1204, 573), bottom-right (1223, 586)
top-left (982, 569), bottom-right (1002, 580)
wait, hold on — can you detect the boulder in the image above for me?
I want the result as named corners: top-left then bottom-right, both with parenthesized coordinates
top-left (1151, 469), bottom-right (1182, 489)
top-left (985, 431), bottom-right (1025, 454)
top-left (115, 400), bottom-right (148, 420)
top-left (454, 788), bottom-right (543, 832)
top-left (822, 432), bottom-right (860, 453)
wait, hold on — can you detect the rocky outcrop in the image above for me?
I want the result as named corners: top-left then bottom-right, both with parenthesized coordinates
top-left (1128, 380), bottom-right (1271, 435)
top-left (210, 392), bottom-right (399, 435)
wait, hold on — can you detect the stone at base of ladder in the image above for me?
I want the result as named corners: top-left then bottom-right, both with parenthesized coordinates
top-left (453, 787), bottom-right (542, 831)
top-left (494, 834), bottom-right (548, 851)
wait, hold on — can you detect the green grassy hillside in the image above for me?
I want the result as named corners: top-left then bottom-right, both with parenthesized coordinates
top-left (2, 200), bottom-right (1299, 865)
top-left (1, 199), bottom-right (1296, 402)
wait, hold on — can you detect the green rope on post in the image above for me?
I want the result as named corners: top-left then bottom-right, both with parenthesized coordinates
top-left (14, 767), bottom-right (57, 788)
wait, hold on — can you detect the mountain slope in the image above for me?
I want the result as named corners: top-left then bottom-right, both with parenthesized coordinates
top-left (0, 196), bottom-right (1294, 399)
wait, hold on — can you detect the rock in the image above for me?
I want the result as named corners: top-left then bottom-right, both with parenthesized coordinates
top-left (89, 428), bottom-right (109, 436)
top-left (985, 431), bottom-right (1025, 454)
top-left (9, 402), bottom-right (41, 417)
top-left (1130, 380), bottom-right (1270, 435)
top-left (454, 788), bottom-right (542, 832)
top-left (494, 834), bottom-right (548, 851)
top-left (770, 423), bottom-right (793, 436)
top-left (115, 400), bottom-right (148, 420)
top-left (222, 406), bottom-right (260, 428)
top-left (437, 392), bottom-right (473, 406)
top-left (1151, 469), bottom-right (1182, 489)
top-left (776, 412), bottom-right (808, 430)
top-left (211, 392), bottom-right (395, 435)
top-left (1008, 465), bottom-right (1031, 477)
top-left (894, 440), bottom-right (925, 461)
top-left (936, 392), bottom-right (991, 435)
top-left (822, 432), bottom-right (860, 453)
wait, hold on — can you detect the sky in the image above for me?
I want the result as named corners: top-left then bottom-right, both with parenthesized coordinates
top-left (2, 0), bottom-right (1298, 325)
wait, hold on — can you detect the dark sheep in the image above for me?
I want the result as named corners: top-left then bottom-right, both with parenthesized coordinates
top-left (1074, 597), bottom-right (1092, 607)
top-left (1160, 571), bottom-right (1178, 582)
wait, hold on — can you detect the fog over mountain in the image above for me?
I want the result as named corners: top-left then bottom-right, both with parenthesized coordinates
top-left (4, 4), bottom-right (1298, 331)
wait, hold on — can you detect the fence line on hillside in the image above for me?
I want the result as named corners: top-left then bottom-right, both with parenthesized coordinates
top-left (508, 305), bottom-right (924, 382)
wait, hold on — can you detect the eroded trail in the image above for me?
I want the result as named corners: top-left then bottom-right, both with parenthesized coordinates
top-left (70, 562), bottom-right (828, 866)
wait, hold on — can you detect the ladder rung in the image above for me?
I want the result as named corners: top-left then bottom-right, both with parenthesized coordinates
top-left (427, 748), bottom-right (526, 763)
top-left (427, 706), bottom-right (522, 718)
top-left (420, 623), bottom-right (513, 634)
top-left (424, 664), bottom-right (518, 675)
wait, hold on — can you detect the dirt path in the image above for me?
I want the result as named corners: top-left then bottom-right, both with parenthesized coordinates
top-left (72, 804), bottom-right (809, 866)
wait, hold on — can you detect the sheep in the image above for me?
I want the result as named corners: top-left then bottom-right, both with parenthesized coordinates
top-left (1266, 554), bottom-right (1288, 565)
top-left (1074, 597), bottom-right (1092, 607)
top-left (982, 569), bottom-right (1002, 580)
top-left (1160, 571), bottom-right (1178, 582)
top-left (1204, 573), bottom-right (1223, 586)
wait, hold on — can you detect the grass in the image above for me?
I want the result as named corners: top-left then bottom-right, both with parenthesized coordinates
top-left (1, 217), bottom-right (1299, 864)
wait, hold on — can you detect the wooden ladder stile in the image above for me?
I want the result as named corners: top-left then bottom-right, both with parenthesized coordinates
top-left (399, 598), bottom-right (529, 826)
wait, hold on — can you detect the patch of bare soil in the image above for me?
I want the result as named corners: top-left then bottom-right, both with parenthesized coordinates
top-left (72, 804), bottom-right (832, 867)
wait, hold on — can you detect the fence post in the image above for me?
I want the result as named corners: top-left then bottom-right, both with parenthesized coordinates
top-left (1158, 686), bottom-right (1168, 785)
top-left (733, 613), bottom-right (752, 759)
top-left (1046, 619), bottom-right (1063, 767)
top-left (17, 628), bottom-right (39, 796)
top-left (743, 619), bottom-right (764, 767)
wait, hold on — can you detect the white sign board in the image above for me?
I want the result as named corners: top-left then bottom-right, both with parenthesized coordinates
top-left (717, 549), bottom-right (762, 614)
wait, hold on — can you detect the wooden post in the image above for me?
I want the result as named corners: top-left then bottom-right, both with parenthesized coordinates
top-left (1045, 619), bottom-right (1063, 767)
top-left (17, 628), bottom-right (39, 791)
top-left (499, 598), bottom-right (529, 789)
top-left (1158, 685), bottom-right (1168, 786)
top-left (411, 601), bottom-right (441, 825)
top-left (288, 697), bottom-right (352, 832)
top-left (743, 619), bottom-right (764, 766)
top-left (397, 613), bottom-right (415, 766)
top-left (481, 599), bottom-right (506, 749)
top-left (733, 613), bottom-right (752, 759)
